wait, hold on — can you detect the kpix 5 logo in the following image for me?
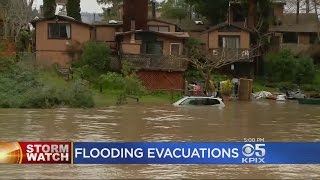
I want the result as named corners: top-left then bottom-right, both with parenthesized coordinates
top-left (241, 144), bottom-right (266, 164)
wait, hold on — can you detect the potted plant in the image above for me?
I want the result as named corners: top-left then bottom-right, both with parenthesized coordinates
top-left (220, 80), bottom-right (233, 102)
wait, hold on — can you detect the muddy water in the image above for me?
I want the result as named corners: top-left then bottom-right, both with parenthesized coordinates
top-left (0, 100), bottom-right (320, 179)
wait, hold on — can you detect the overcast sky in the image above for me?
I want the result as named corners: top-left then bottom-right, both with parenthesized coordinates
top-left (35, 0), bottom-right (163, 13)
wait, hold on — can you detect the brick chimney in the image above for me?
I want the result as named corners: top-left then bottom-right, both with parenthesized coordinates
top-left (151, 1), bottom-right (156, 19)
top-left (123, 0), bottom-right (148, 31)
top-left (247, 0), bottom-right (257, 29)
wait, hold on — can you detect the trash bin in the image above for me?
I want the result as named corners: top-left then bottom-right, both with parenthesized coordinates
top-left (238, 78), bottom-right (253, 101)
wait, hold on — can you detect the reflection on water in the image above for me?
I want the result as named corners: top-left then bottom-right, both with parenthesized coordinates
top-left (0, 100), bottom-right (320, 179)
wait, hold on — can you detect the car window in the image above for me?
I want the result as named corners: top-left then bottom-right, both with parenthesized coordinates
top-left (180, 98), bottom-right (221, 106)
top-left (180, 98), bottom-right (194, 105)
top-left (206, 99), bottom-right (221, 105)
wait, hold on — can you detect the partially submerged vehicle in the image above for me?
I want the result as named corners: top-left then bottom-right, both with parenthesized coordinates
top-left (286, 89), bottom-right (306, 100)
top-left (173, 96), bottom-right (225, 107)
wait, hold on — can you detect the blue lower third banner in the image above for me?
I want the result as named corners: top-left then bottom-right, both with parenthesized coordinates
top-left (73, 142), bottom-right (320, 164)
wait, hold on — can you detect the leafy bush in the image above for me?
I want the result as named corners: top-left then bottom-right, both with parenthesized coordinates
top-left (66, 80), bottom-right (95, 108)
top-left (17, 30), bottom-right (31, 52)
top-left (75, 41), bottom-right (111, 71)
top-left (220, 80), bottom-right (233, 95)
top-left (265, 49), bottom-right (315, 83)
top-left (100, 72), bottom-right (146, 97)
top-left (0, 56), bottom-right (94, 108)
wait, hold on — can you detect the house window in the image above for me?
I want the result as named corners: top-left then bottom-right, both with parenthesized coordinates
top-left (148, 26), bottom-right (169, 32)
top-left (219, 36), bottom-right (240, 49)
top-left (282, 32), bottom-right (298, 43)
top-left (170, 43), bottom-right (181, 56)
top-left (143, 41), bottom-right (163, 55)
top-left (310, 33), bottom-right (319, 44)
top-left (48, 23), bottom-right (71, 39)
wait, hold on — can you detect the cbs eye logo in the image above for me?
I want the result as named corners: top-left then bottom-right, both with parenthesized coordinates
top-left (242, 144), bottom-right (266, 157)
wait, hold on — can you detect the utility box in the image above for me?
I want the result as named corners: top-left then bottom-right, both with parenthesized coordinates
top-left (238, 78), bottom-right (253, 101)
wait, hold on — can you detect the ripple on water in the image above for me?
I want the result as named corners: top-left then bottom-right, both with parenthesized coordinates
top-left (96, 109), bottom-right (120, 113)
top-left (0, 101), bottom-right (320, 179)
top-left (74, 114), bottom-right (116, 120)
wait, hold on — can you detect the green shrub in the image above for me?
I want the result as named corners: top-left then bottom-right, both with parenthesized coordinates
top-left (301, 84), bottom-right (319, 92)
top-left (75, 41), bottom-right (111, 71)
top-left (221, 80), bottom-right (233, 95)
top-left (66, 80), bottom-right (95, 108)
top-left (265, 49), bottom-right (315, 83)
top-left (100, 72), bottom-right (146, 97)
top-left (0, 57), bottom-right (95, 108)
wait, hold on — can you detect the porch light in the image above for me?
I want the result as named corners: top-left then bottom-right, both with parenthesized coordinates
top-left (231, 64), bottom-right (235, 71)
top-left (241, 50), bottom-right (249, 57)
top-left (213, 50), bottom-right (218, 56)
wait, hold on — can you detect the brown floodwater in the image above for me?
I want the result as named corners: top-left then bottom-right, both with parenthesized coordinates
top-left (0, 100), bottom-right (320, 179)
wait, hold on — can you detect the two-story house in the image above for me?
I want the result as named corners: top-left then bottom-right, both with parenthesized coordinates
top-left (31, 15), bottom-right (92, 66)
top-left (31, 0), bottom-right (189, 91)
top-left (269, 1), bottom-right (320, 55)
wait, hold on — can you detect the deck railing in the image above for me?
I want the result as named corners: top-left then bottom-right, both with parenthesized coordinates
top-left (121, 54), bottom-right (188, 71)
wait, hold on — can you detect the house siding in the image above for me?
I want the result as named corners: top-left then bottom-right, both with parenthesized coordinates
top-left (35, 20), bottom-right (91, 66)
top-left (95, 26), bottom-right (118, 42)
top-left (188, 32), bottom-right (202, 40)
top-left (298, 33), bottom-right (310, 44)
top-left (273, 3), bottom-right (284, 19)
top-left (147, 20), bottom-right (176, 32)
top-left (207, 30), bottom-right (250, 49)
top-left (137, 70), bottom-right (184, 90)
top-left (121, 34), bottom-right (183, 56)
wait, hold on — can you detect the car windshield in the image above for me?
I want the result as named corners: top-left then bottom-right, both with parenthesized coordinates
top-left (180, 98), bottom-right (221, 106)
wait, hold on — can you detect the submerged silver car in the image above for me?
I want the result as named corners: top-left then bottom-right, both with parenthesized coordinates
top-left (173, 96), bottom-right (225, 107)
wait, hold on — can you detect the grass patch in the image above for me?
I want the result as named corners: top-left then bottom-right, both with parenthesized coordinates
top-left (38, 70), bottom-right (68, 88)
top-left (92, 89), bottom-right (183, 107)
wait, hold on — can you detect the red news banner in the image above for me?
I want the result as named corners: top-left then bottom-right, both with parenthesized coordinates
top-left (0, 142), bottom-right (72, 164)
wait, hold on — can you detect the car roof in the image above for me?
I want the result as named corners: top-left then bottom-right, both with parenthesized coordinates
top-left (184, 96), bottom-right (219, 99)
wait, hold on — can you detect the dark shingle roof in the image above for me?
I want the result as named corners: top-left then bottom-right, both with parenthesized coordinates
top-left (148, 18), bottom-right (210, 32)
top-left (92, 21), bottom-right (123, 26)
top-left (30, 15), bottom-right (92, 27)
top-left (204, 22), bottom-right (252, 33)
top-left (269, 13), bottom-right (319, 33)
top-left (56, 0), bottom-right (67, 4)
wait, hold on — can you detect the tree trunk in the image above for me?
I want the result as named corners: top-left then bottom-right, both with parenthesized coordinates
top-left (313, 0), bottom-right (320, 39)
top-left (296, 0), bottom-right (300, 24)
top-left (201, 69), bottom-right (214, 95)
top-left (4, 21), bottom-right (9, 39)
top-left (248, 0), bottom-right (257, 29)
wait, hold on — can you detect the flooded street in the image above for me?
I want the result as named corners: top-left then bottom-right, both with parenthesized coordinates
top-left (1, 100), bottom-right (320, 179)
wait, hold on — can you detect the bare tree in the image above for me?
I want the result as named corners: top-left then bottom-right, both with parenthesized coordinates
top-left (0, 0), bottom-right (34, 42)
top-left (183, 39), bottom-right (261, 93)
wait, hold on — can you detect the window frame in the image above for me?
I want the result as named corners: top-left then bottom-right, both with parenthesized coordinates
top-left (170, 43), bottom-right (182, 56)
top-left (148, 25), bottom-right (170, 32)
top-left (48, 23), bottom-right (72, 40)
top-left (282, 32), bottom-right (298, 44)
top-left (143, 41), bottom-right (164, 55)
top-left (180, 98), bottom-right (221, 106)
top-left (310, 32), bottom-right (319, 44)
top-left (218, 35), bottom-right (240, 49)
